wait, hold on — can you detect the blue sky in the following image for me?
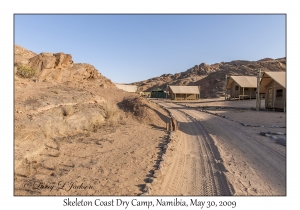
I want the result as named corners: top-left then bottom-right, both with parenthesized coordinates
top-left (14, 14), bottom-right (286, 83)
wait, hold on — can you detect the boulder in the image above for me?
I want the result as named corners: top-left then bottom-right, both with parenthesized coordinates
top-left (23, 51), bottom-right (115, 86)
top-left (28, 52), bottom-right (73, 74)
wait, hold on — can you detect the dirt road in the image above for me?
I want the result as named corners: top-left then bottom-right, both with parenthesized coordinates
top-left (152, 101), bottom-right (286, 196)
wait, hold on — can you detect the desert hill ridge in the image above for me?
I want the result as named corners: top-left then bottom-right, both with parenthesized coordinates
top-left (14, 44), bottom-right (171, 196)
top-left (14, 44), bottom-right (115, 88)
top-left (131, 57), bottom-right (286, 98)
top-left (14, 44), bottom-right (37, 65)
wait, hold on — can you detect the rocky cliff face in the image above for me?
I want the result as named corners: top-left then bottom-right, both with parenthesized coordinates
top-left (132, 58), bottom-right (286, 98)
top-left (14, 45), bottom-right (115, 87)
top-left (14, 44), bottom-right (37, 66)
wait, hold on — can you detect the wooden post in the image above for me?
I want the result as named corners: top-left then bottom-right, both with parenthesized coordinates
top-left (256, 68), bottom-right (261, 111)
top-left (171, 118), bottom-right (177, 131)
top-left (273, 81), bottom-right (276, 111)
top-left (166, 123), bottom-right (169, 131)
top-left (243, 87), bottom-right (245, 100)
top-left (284, 89), bottom-right (286, 113)
top-left (284, 92), bottom-right (286, 113)
top-left (225, 74), bottom-right (227, 100)
top-left (259, 93), bottom-right (262, 110)
top-left (234, 84), bottom-right (236, 101)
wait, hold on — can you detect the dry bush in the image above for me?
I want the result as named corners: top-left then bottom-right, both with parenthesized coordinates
top-left (106, 112), bottom-right (125, 127)
top-left (121, 96), bottom-right (168, 126)
top-left (17, 66), bottom-right (37, 78)
top-left (62, 106), bottom-right (74, 117)
top-left (121, 96), bottom-right (148, 118)
top-left (52, 90), bottom-right (60, 94)
top-left (101, 101), bottom-right (125, 127)
top-left (107, 117), bottom-right (118, 127)
top-left (88, 119), bottom-right (103, 132)
top-left (102, 101), bottom-right (119, 120)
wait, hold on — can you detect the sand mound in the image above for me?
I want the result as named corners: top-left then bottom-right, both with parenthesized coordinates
top-left (120, 96), bottom-right (169, 126)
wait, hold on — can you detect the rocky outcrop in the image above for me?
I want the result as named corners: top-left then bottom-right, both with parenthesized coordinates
top-left (14, 44), bottom-right (37, 66)
top-left (28, 52), bottom-right (73, 73)
top-left (14, 45), bottom-right (115, 87)
top-left (70, 63), bottom-right (115, 87)
top-left (27, 52), bottom-right (73, 81)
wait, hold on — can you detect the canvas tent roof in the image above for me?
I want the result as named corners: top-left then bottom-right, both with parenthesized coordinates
top-left (259, 72), bottom-right (286, 93)
top-left (115, 84), bottom-right (138, 93)
top-left (151, 87), bottom-right (163, 92)
top-left (226, 76), bottom-right (257, 89)
top-left (169, 86), bottom-right (200, 94)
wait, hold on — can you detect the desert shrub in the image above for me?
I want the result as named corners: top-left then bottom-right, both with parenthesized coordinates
top-left (102, 101), bottom-right (119, 120)
top-left (17, 66), bottom-right (37, 78)
top-left (106, 117), bottom-right (118, 127)
top-left (62, 106), bottom-right (73, 117)
top-left (121, 96), bottom-right (147, 118)
top-left (52, 90), bottom-right (60, 94)
top-left (89, 119), bottom-right (103, 132)
top-left (101, 101), bottom-right (125, 127)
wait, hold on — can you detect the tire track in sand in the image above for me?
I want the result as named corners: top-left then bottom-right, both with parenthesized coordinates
top-left (183, 108), bottom-right (285, 195)
top-left (153, 102), bottom-right (233, 195)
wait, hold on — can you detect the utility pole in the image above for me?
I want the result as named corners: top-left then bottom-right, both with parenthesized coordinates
top-left (225, 74), bottom-right (227, 100)
top-left (256, 68), bottom-right (261, 111)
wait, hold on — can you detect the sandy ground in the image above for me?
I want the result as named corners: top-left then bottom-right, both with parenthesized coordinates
top-left (152, 100), bottom-right (286, 196)
top-left (14, 79), bottom-right (286, 196)
top-left (152, 97), bottom-right (266, 109)
top-left (15, 120), bottom-right (168, 195)
top-left (14, 79), bottom-right (170, 196)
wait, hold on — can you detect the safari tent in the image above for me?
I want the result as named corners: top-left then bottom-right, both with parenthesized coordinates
top-left (259, 72), bottom-right (286, 110)
top-left (150, 88), bottom-right (166, 98)
top-left (225, 76), bottom-right (257, 100)
top-left (168, 86), bottom-right (200, 100)
top-left (115, 84), bottom-right (138, 93)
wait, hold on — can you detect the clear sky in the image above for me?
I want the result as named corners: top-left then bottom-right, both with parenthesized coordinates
top-left (14, 14), bottom-right (286, 83)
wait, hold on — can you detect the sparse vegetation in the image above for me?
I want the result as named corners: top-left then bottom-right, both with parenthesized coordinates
top-left (102, 101), bottom-right (119, 120)
top-left (16, 66), bottom-right (37, 78)
top-left (101, 101), bottom-right (125, 127)
top-left (106, 117), bottom-right (119, 127)
top-left (89, 119), bottom-right (103, 132)
top-left (52, 90), bottom-right (60, 94)
top-left (122, 96), bottom-right (147, 118)
top-left (62, 106), bottom-right (73, 117)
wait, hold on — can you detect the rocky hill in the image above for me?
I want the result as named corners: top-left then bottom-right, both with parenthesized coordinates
top-left (131, 57), bottom-right (286, 98)
top-left (14, 45), bottom-right (115, 87)
top-left (14, 44), bottom-right (37, 65)
top-left (14, 45), bottom-right (170, 196)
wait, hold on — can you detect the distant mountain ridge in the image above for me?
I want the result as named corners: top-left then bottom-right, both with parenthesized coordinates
top-left (131, 57), bottom-right (286, 98)
top-left (14, 44), bottom-right (285, 98)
